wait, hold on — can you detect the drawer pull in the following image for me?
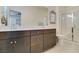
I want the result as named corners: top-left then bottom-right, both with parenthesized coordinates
top-left (10, 41), bottom-right (13, 44)
top-left (14, 41), bottom-right (16, 44)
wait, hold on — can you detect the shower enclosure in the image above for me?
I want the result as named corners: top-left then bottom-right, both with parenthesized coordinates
top-left (57, 6), bottom-right (79, 43)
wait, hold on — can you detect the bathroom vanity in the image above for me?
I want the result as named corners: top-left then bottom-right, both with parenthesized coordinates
top-left (0, 6), bottom-right (57, 53)
top-left (0, 29), bottom-right (57, 53)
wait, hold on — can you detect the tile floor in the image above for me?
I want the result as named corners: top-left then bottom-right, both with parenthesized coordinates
top-left (44, 39), bottom-right (79, 53)
top-left (44, 42), bottom-right (64, 53)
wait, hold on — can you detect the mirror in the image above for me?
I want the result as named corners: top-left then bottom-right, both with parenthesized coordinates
top-left (49, 10), bottom-right (56, 24)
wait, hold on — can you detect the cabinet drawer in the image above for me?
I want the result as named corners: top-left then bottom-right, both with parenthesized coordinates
top-left (9, 31), bottom-right (30, 38)
top-left (31, 30), bottom-right (43, 36)
top-left (0, 32), bottom-right (10, 39)
top-left (44, 29), bottom-right (56, 34)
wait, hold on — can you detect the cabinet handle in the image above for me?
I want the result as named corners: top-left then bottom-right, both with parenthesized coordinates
top-left (10, 41), bottom-right (13, 44)
top-left (10, 41), bottom-right (16, 44)
top-left (14, 41), bottom-right (16, 44)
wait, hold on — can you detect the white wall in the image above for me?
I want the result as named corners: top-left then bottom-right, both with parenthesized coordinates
top-left (0, 7), bottom-right (3, 18)
top-left (9, 6), bottom-right (48, 28)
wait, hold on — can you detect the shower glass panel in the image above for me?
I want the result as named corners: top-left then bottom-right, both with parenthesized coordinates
top-left (73, 11), bottom-right (79, 42)
top-left (60, 13), bottom-right (72, 40)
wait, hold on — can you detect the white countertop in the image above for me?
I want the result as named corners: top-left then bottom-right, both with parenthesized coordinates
top-left (0, 25), bottom-right (56, 32)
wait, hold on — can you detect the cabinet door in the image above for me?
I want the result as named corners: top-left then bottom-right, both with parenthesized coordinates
top-left (44, 30), bottom-right (56, 51)
top-left (31, 34), bottom-right (43, 53)
top-left (24, 36), bottom-right (31, 53)
top-left (0, 39), bottom-right (13, 53)
top-left (13, 36), bottom-right (30, 53)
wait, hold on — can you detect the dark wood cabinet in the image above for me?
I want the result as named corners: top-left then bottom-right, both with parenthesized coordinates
top-left (11, 31), bottom-right (31, 53)
top-left (0, 29), bottom-right (57, 53)
top-left (12, 37), bottom-right (26, 53)
top-left (44, 29), bottom-right (57, 51)
top-left (0, 39), bottom-right (11, 53)
top-left (0, 32), bottom-right (13, 53)
top-left (0, 31), bottom-right (31, 53)
top-left (31, 31), bottom-right (43, 53)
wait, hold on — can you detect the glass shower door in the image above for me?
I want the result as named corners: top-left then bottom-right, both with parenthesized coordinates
top-left (60, 13), bottom-right (72, 40)
top-left (73, 11), bottom-right (79, 42)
